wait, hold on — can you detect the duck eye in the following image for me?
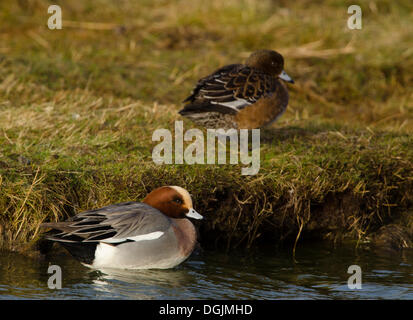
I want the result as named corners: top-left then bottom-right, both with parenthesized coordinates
top-left (173, 198), bottom-right (183, 204)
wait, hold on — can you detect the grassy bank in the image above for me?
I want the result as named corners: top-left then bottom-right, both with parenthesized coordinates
top-left (0, 0), bottom-right (412, 254)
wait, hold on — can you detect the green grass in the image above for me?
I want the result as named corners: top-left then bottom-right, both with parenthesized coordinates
top-left (0, 0), bottom-right (412, 253)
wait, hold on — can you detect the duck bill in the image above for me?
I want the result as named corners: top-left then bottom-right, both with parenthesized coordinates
top-left (186, 208), bottom-right (203, 220)
top-left (279, 70), bottom-right (294, 83)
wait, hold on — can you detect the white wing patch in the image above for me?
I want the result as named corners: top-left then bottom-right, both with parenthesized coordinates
top-left (211, 98), bottom-right (251, 111)
top-left (127, 231), bottom-right (164, 242)
top-left (100, 231), bottom-right (164, 244)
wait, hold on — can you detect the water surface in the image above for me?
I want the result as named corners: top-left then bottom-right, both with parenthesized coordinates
top-left (0, 244), bottom-right (412, 299)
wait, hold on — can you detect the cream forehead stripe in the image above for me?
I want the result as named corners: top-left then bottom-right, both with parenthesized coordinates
top-left (169, 186), bottom-right (193, 208)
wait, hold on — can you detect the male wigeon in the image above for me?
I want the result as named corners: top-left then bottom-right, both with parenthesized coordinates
top-left (41, 186), bottom-right (203, 270)
top-left (179, 49), bottom-right (294, 129)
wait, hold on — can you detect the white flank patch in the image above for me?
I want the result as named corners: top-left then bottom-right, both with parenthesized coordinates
top-left (93, 242), bottom-right (118, 267)
top-left (92, 232), bottom-right (165, 268)
top-left (211, 98), bottom-right (250, 110)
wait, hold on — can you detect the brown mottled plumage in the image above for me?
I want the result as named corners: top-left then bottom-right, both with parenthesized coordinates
top-left (179, 50), bottom-right (294, 129)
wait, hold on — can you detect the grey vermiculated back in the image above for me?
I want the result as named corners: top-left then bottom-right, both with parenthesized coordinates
top-left (42, 202), bottom-right (172, 243)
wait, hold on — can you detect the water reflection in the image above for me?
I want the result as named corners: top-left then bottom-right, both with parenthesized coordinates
top-left (91, 267), bottom-right (199, 299)
top-left (0, 243), bottom-right (412, 299)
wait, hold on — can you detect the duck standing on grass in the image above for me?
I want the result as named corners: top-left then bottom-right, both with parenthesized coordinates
top-left (179, 49), bottom-right (294, 130)
top-left (41, 186), bottom-right (203, 270)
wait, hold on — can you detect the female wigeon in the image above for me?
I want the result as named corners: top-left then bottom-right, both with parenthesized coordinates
top-left (41, 186), bottom-right (203, 270)
top-left (179, 49), bottom-right (294, 129)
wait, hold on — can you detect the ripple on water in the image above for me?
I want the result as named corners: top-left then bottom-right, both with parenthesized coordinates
top-left (0, 245), bottom-right (412, 299)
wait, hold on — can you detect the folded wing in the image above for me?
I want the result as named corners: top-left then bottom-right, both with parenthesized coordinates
top-left (180, 64), bottom-right (277, 115)
top-left (42, 202), bottom-right (171, 245)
